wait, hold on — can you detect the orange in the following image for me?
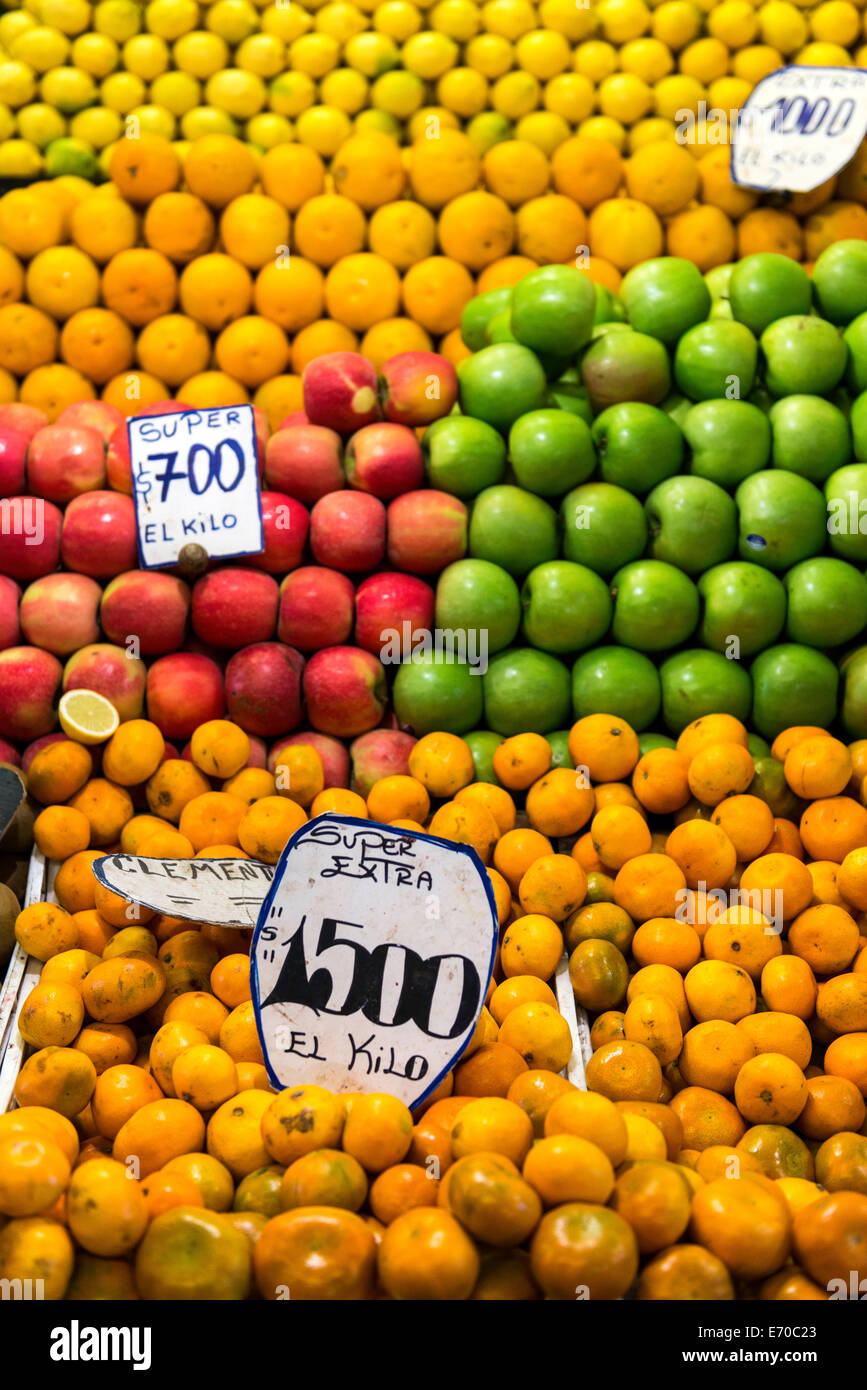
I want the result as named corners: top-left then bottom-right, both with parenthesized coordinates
top-left (623, 992), bottom-right (683, 1066)
top-left (761, 956), bottom-right (817, 1021)
top-left (550, 134), bottom-right (622, 207)
top-left (408, 730), bottom-right (475, 798)
top-left (564, 901), bottom-right (634, 955)
top-left (26, 245), bottom-right (101, 321)
top-left (210, 954), bottom-right (251, 1009)
top-left (614, 853), bottom-right (687, 922)
top-left (737, 206), bottom-right (804, 260)
top-left (523, 1134), bottom-right (615, 1207)
top-left (530, 1202), bottom-right (639, 1301)
top-left (612, 1159), bottom-right (692, 1254)
top-left (789, 903), bottom-right (860, 975)
top-left (438, 190), bottom-right (515, 272)
top-left (401, 255), bottom-right (476, 335)
top-left (627, 962), bottom-right (690, 1030)
top-left (734, 1052), bottom-right (808, 1127)
top-left (215, 316), bottom-right (291, 389)
top-left (525, 768), bottom-right (594, 838)
top-left (455, 1040), bottom-right (526, 1099)
top-left (220, 194), bottom-right (291, 271)
top-left (516, 193), bottom-right (588, 264)
top-left (687, 742), bottom-right (754, 806)
top-left (630, 917), bottom-right (700, 973)
top-left (261, 1085), bottom-right (344, 1166)
top-left (483, 139), bottom-right (550, 207)
top-left (369, 1164), bottom-right (438, 1224)
top-left (792, 1191), bottom-right (867, 1288)
top-left (27, 739), bottom-right (93, 806)
top-left (260, 144), bottom-right (325, 212)
top-left (817, 973), bottom-right (867, 1034)
top-left (824, 1033), bottom-right (867, 1097)
top-left (588, 197), bottom-right (663, 270)
top-left (73, 1022), bottom-right (137, 1074)
top-left (0, 1135), bottom-right (70, 1218)
top-left (670, 1086), bottom-right (746, 1151)
top-left (280, 1149), bottom-right (368, 1212)
top-left (66, 1157), bottom-right (149, 1257)
top-left (368, 201), bottom-right (437, 270)
top-left (500, 912), bottom-right (563, 980)
top-left (739, 852), bottom-right (814, 921)
top-left (136, 1207), bottom-right (252, 1301)
top-left (668, 204), bottom-right (737, 272)
top-left (518, 854), bottom-right (586, 921)
top-left (146, 758), bottom-right (211, 822)
top-left (785, 735), bottom-right (851, 799)
top-left (590, 804), bottom-right (652, 871)
top-left (324, 252), bottom-right (402, 332)
top-left (15, 902), bottom-right (79, 961)
top-left (800, 796), bottom-right (867, 863)
top-left (477, 255), bottom-right (538, 293)
top-left (678, 714), bottom-right (749, 761)
top-left (637, 1243), bottom-right (734, 1300)
top-left (112, 1098), bottom-right (205, 1178)
top-left (292, 194), bottom-right (367, 268)
top-left (0, 188), bottom-right (65, 258)
top-left (569, 714), bottom-right (639, 782)
top-left (205, 1089), bottom-right (272, 1181)
top-left (0, 1216), bottom-right (74, 1301)
top-left (378, 1207), bottom-right (478, 1300)
top-left (569, 938), bottom-right (628, 1012)
top-left (141, 1169), bottom-right (204, 1219)
top-left (691, 1177), bottom-right (790, 1280)
top-left (102, 718), bottom-right (165, 785)
top-left (444, 1153), bottom-right (541, 1247)
top-left (183, 134), bottom-right (258, 207)
top-left (679, 1020), bottom-right (756, 1095)
top-left (685, 959), bottom-right (756, 1024)
top-left (585, 1038), bottom-right (663, 1103)
top-left (109, 133), bottom-right (180, 205)
top-left (497, 1000), bottom-right (572, 1072)
top-left (342, 1093), bottom-right (413, 1173)
top-left (543, 1089), bottom-right (628, 1165)
top-left (626, 139), bottom-right (700, 215)
top-left (136, 312), bottom-right (211, 387)
top-left (814, 1131), bottom-right (867, 1196)
top-left (0, 304), bottom-right (59, 376)
top-left (703, 906), bottom-right (782, 978)
top-left (332, 131), bottom-right (406, 210)
top-left (408, 128), bottom-right (481, 209)
top-left (798, 1075), bottom-right (865, 1142)
top-left (506, 1068), bottom-right (573, 1138)
top-left (710, 795), bottom-right (775, 861)
top-left (33, 806), bottom-right (91, 862)
top-left (451, 1096), bottom-right (534, 1167)
top-left (179, 253), bottom-right (253, 332)
top-left (632, 746), bottom-right (690, 814)
top-left (254, 256), bottom-right (324, 334)
top-left (492, 731), bottom-right (551, 790)
top-left (81, 955), bottom-right (166, 1023)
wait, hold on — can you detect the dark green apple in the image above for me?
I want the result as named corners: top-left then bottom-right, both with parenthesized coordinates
top-left (423, 415), bottom-right (507, 497)
top-left (392, 650), bottom-right (484, 736)
top-left (468, 484), bottom-right (559, 577)
top-left (825, 463), bottom-right (867, 562)
top-left (683, 399), bottom-right (771, 488)
top-left (482, 647), bottom-right (571, 735)
top-left (659, 648), bottom-right (752, 734)
top-left (571, 645), bottom-right (661, 730)
top-left (592, 402), bottom-right (683, 494)
top-left (735, 470), bottom-right (826, 571)
top-left (750, 643), bottom-right (838, 740)
top-left (785, 556), bottom-right (867, 648)
top-left (638, 732), bottom-right (676, 755)
top-left (580, 329), bottom-right (671, 411)
top-left (521, 559), bottom-right (612, 652)
top-left (435, 558), bottom-right (521, 654)
top-left (747, 734), bottom-right (771, 760)
top-left (611, 559), bottom-right (699, 651)
top-left (458, 343), bottom-right (548, 432)
top-left (768, 395), bottom-right (851, 484)
top-left (460, 286), bottom-right (513, 350)
top-left (511, 264), bottom-right (596, 356)
top-left (760, 315), bottom-right (847, 397)
top-left (674, 321), bottom-right (758, 401)
top-left (560, 481), bottom-right (647, 576)
top-left (464, 729), bottom-right (503, 783)
top-left (841, 646), bottom-right (867, 737)
top-left (729, 253), bottom-right (812, 335)
top-left (812, 239), bottom-right (867, 325)
top-left (645, 475), bottom-right (736, 574)
top-left (508, 408), bottom-right (596, 496)
top-left (620, 256), bottom-right (711, 344)
top-left (697, 560), bottom-right (786, 656)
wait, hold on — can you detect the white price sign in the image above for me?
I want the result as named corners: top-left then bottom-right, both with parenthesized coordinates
top-left (128, 404), bottom-right (264, 570)
top-left (731, 66), bottom-right (867, 193)
top-left (92, 853), bottom-right (275, 928)
top-left (251, 815), bottom-right (499, 1108)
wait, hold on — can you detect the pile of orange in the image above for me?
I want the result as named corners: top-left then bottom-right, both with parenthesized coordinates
top-left (2, 708), bottom-right (867, 1298)
top-left (1, 123), bottom-right (866, 427)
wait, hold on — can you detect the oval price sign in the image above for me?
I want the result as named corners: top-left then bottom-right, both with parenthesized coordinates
top-left (731, 66), bottom-right (867, 193)
top-left (251, 815), bottom-right (500, 1108)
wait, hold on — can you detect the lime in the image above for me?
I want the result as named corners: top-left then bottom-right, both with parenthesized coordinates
top-left (44, 135), bottom-right (102, 179)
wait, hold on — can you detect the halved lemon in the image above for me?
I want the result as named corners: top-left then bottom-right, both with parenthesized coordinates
top-left (58, 689), bottom-right (120, 745)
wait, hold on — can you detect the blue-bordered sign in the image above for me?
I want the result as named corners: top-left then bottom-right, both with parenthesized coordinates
top-left (128, 404), bottom-right (264, 570)
top-left (250, 814), bottom-right (500, 1109)
top-left (731, 65), bottom-right (867, 194)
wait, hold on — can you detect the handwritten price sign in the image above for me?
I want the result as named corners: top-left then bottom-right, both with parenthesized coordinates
top-left (731, 65), bottom-right (867, 194)
top-left (251, 815), bottom-right (500, 1108)
top-left (93, 853), bottom-right (275, 928)
top-left (128, 404), bottom-right (264, 570)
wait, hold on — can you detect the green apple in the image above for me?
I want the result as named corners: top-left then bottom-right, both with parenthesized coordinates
top-left (611, 559), bottom-right (699, 651)
top-left (750, 643), bottom-right (838, 740)
top-left (729, 253), bottom-right (812, 335)
top-left (760, 315), bottom-right (847, 397)
top-left (435, 558), bottom-right (521, 654)
top-left (508, 409), bottom-right (596, 496)
top-left (392, 650), bottom-right (484, 735)
top-left (592, 402), bottom-right (683, 494)
top-left (460, 287), bottom-right (513, 351)
top-left (660, 392), bottom-right (693, 429)
top-left (645, 475), bottom-right (736, 574)
top-left (468, 485), bottom-right (559, 578)
top-left (457, 343), bottom-right (548, 432)
top-left (521, 559), bottom-right (612, 652)
top-left (484, 307), bottom-right (518, 344)
top-left (580, 329), bottom-right (671, 411)
top-left (697, 560), bottom-right (786, 656)
top-left (705, 264), bottom-right (733, 303)
top-left (464, 729), bottom-right (503, 783)
top-left (560, 481), bottom-right (647, 577)
top-left (768, 395), bottom-right (851, 484)
top-left (546, 729), bottom-right (575, 768)
top-left (844, 312), bottom-right (867, 394)
top-left (785, 556), bottom-right (867, 648)
top-left (659, 648), bottom-right (752, 734)
top-left (423, 415), bottom-right (507, 498)
top-left (638, 732), bottom-right (676, 755)
top-left (812, 239), bottom-right (867, 325)
top-left (510, 264), bottom-right (596, 356)
top-left (620, 256), bottom-right (711, 344)
top-left (545, 368), bottom-right (594, 425)
top-left (735, 470), bottom-right (826, 571)
top-left (747, 734), bottom-right (771, 760)
top-left (571, 645), bottom-right (661, 730)
top-left (593, 286), bottom-right (627, 325)
top-left (683, 399), bottom-right (771, 488)
top-left (841, 647), bottom-right (867, 738)
top-left (674, 320), bottom-right (758, 402)
top-left (853, 390), bottom-right (867, 461)
top-left (825, 463), bottom-right (867, 562)
top-left (482, 647), bottom-right (572, 735)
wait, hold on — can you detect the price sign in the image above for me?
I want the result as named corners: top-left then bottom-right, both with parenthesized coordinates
top-left (731, 65), bottom-right (867, 193)
top-left (251, 815), bottom-right (499, 1108)
top-left (92, 853), bottom-right (275, 928)
top-left (128, 404), bottom-right (264, 570)
top-left (0, 766), bottom-right (24, 840)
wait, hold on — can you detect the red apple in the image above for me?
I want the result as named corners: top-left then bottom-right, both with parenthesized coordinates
top-left (354, 572), bottom-right (435, 657)
top-left (264, 424), bottom-right (344, 503)
top-left (64, 642), bottom-right (147, 722)
top-left (345, 421), bottom-right (424, 500)
top-left (20, 573), bottom-right (102, 656)
top-left (27, 425), bottom-right (106, 503)
top-left (100, 569), bottom-right (191, 656)
top-left (277, 410), bottom-right (309, 429)
top-left (380, 350), bottom-right (459, 427)
top-left (192, 568), bottom-right (279, 650)
top-left (21, 731), bottom-right (67, 773)
top-left (246, 735), bottom-right (268, 770)
top-left (224, 641), bottom-right (305, 737)
top-left (0, 647), bottom-right (62, 741)
top-left (350, 729), bottom-right (418, 797)
top-left (310, 491), bottom-right (386, 573)
top-left (270, 730), bottom-right (350, 790)
top-left (105, 423), bottom-right (131, 494)
top-left (147, 651), bottom-right (226, 739)
top-left (303, 646), bottom-right (387, 738)
top-left (61, 491), bottom-right (138, 578)
top-left (0, 427), bottom-right (29, 497)
top-left (245, 492), bottom-right (309, 574)
top-left (0, 497), bottom-right (63, 582)
top-left (0, 575), bottom-right (20, 652)
top-left (0, 738), bottom-right (20, 765)
top-left (56, 400), bottom-right (125, 444)
top-left (303, 351), bottom-right (380, 434)
top-left (252, 403), bottom-right (269, 473)
top-left (277, 567), bottom-right (355, 651)
top-left (387, 490), bottom-right (467, 575)
top-left (0, 404), bottom-right (47, 441)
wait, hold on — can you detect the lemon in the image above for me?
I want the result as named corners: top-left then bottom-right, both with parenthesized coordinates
top-left (353, 107), bottom-right (402, 136)
top-left (98, 140), bottom-right (116, 175)
top-left (707, 0), bottom-right (759, 47)
top-left (150, 69), bottom-right (201, 114)
top-left (596, 0), bottom-right (651, 43)
top-left (180, 102), bottom-right (238, 137)
top-left (810, 0), bottom-right (860, 43)
top-left (706, 75), bottom-right (752, 111)
top-left (236, 32), bottom-right (285, 75)
top-left (128, 102), bottom-right (177, 137)
top-left (172, 30), bottom-right (229, 78)
top-left (100, 70), bottom-right (146, 112)
top-left (795, 38), bottom-right (854, 61)
top-left (0, 12), bottom-right (38, 47)
top-left (289, 32), bottom-right (341, 75)
top-left (619, 37), bottom-right (674, 83)
top-left (538, 0), bottom-right (598, 41)
top-left (651, 1), bottom-right (702, 51)
top-left (122, 32), bottom-right (170, 77)
top-left (344, 31), bottom-right (400, 74)
top-left (653, 72), bottom-right (705, 120)
top-left (0, 138), bottom-right (43, 177)
top-left (40, 65), bottom-right (97, 112)
top-left (145, 0), bottom-right (199, 39)
top-left (0, 103), bottom-right (15, 141)
top-left (295, 102), bottom-right (353, 153)
top-left (245, 110), bottom-right (294, 146)
top-left (44, 134), bottom-right (102, 178)
top-left (315, 2), bottom-right (369, 42)
top-left (491, 68), bottom-right (539, 117)
top-left (406, 103), bottom-right (459, 138)
top-left (70, 103), bottom-right (123, 145)
top-left (372, 67), bottom-right (426, 115)
top-left (93, 0), bottom-right (141, 40)
top-left (70, 32), bottom-right (120, 75)
top-left (598, 71), bottom-right (653, 123)
top-left (573, 39), bottom-right (618, 81)
top-left (435, 66), bottom-right (488, 115)
top-left (205, 0), bottom-right (260, 44)
top-left (732, 43), bottom-right (784, 84)
top-left (628, 115), bottom-right (677, 151)
top-left (261, 3), bottom-right (312, 41)
top-left (758, 0), bottom-right (809, 53)
top-left (37, 0), bottom-right (93, 35)
top-left (514, 109), bottom-right (569, 153)
top-left (0, 60), bottom-right (38, 108)
top-left (268, 70), bottom-right (316, 115)
top-left (480, 0), bottom-right (536, 40)
top-left (402, 30), bottom-right (458, 76)
top-left (465, 33), bottom-right (513, 76)
top-left (373, 1), bottom-right (422, 41)
top-left (17, 100), bottom-right (68, 145)
top-left (543, 72), bottom-right (594, 122)
top-left (430, 0), bottom-right (480, 40)
top-left (205, 67), bottom-right (266, 117)
top-left (59, 690), bottom-right (120, 745)
top-left (320, 66), bottom-right (370, 111)
top-left (515, 29), bottom-right (571, 78)
top-left (465, 109), bottom-right (511, 153)
top-left (9, 25), bottom-right (71, 72)
top-left (577, 113), bottom-right (627, 150)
